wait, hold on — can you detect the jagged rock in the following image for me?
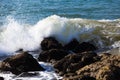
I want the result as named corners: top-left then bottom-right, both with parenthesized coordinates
top-left (38, 49), bottom-right (69, 63)
top-left (64, 39), bottom-right (79, 51)
top-left (76, 53), bottom-right (120, 80)
top-left (96, 65), bottom-right (120, 80)
top-left (0, 52), bottom-right (44, 75)
top-left (40, 37), bottom-right (63, 50)
top-left (54, 52), bottom-right (98, 75)
top-left (73, 42), bottom-right (97, 53)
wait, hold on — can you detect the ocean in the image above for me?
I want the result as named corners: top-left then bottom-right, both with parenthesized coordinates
top-left (1, 0), bottom-right (120, 25)
top-left (0, 0), bottom-right (120, 79)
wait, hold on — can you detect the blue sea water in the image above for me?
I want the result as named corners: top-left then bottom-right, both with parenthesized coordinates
top-left (0, 0), bottom-right (120, 24)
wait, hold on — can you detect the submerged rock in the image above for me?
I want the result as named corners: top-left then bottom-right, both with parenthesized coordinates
top-left (0, 52), bottom-right (44, 75)
top-left (38, 49), bottom-right (69, 63)
top-left (54, 51), bottom-right (98, 76)
top-left (40, 37), bottom-right (63, 50)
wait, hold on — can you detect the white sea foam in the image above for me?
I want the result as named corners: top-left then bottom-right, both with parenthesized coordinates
top-left (0, 15), bottom-right (120, 55)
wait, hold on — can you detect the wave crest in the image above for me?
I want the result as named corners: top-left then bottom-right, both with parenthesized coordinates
top-left (0, 15), bottom-right (120, 55)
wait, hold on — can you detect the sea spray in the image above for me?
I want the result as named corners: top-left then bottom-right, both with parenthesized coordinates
top-left (0, 15), bottom-right (120, 55)
top-left (0, 17), bottom-right (40, 55)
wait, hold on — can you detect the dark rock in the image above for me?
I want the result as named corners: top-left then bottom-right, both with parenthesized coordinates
top-left (96, 65), bottom-right (120, 80)
top-left (0, 52), bottom-right (44, 75)
top-left (63, 73), bottom-right (77, 77)
top-left (40, 37), bottom-right (63, 50)
top-left (54, 51), bottom-right (97, 74)
top-left (38, 49), bottom-right (69, 63)
top-left (54, 54), bottom-right (81, 73)
top-left (63, 75), bottom-right (96, 80)
top-left (64, 39), bottom-right (79, 51)
top-left (73, 42), bottom-right (97, 53)
top-left (15, 48), bottom-right (24, 53)
top-left (0, 77), bottom-right (4, 80)
top-left (58, 71), bottom-right (65, 76)
top-left (76, 53), bottom-right (120, 80)
top-left (80, 52), bottom-right (98, 64)
top-left (80, 75), bottom-right (96, 80)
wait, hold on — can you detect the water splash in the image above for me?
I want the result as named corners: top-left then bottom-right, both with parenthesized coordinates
top-left (0, 15), bottom-right (120, 55)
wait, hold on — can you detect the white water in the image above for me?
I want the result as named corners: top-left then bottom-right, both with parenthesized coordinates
top-left (0, 15), bottom-right (120, 55)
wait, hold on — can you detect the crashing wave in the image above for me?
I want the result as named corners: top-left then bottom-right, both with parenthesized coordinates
top-left (0, 15), bottom-right (120, 55)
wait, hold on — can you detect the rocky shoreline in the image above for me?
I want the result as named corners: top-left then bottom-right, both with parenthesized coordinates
top-left (0, 37), bottom-right (120, 80)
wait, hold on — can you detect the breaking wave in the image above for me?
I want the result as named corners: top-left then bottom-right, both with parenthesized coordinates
top-left (0, 15), bottom-right (120, 55)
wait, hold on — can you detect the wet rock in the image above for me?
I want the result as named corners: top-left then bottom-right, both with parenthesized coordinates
top-left (54, 54), bottom-right (81, 73)
top-left (38, 49), bottom-right (69, 63)
top-left (15, 48), bottom-right (24, 53)
top-left (63, 73), bottom-right (77, 77)
top-left (58, 71), bottom-right (65, 76)
top-left (40, 37), bottom-right (63, 50)
top-left (54, 51), bottom-right (97, 75)
top-left (64, 39), bottom-right (79, 51)
top-left (18, 72), bottom-right (39, 77)
top-left (73, 42), bottom-right (97, 53)
top-left (76, 53), bottom-right (120, 80)
top-left (0, 52), bottom-right (44, 75)
top-left (0, 77), bottom-right (4, 80)
top-left (96, 65), bottom-right (120, 80)
top-left (63, 75), bottom-right (96, 80)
